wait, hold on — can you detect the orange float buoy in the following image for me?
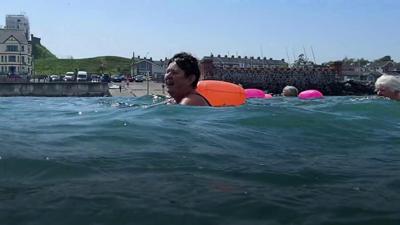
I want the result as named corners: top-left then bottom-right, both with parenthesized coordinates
top-left (197, 80), bottom-right (246, 107)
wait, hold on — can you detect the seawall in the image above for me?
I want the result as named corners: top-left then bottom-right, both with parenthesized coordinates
top-left (0, 83), bottom-right (110, 97)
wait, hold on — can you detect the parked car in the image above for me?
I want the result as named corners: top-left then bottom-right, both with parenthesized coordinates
top-left (127, 76), bottom-right (134, 82)
top-left (8, 74), bottom-right (23, 80)
top-left (112, 75), bottom-right (125, 82)
top-left (101, 74), bottom-right (111, 83)
top-left (91, 74), bottom-right (101, 82)
top-left (63, 75), bottom-right (74, 82)
top-left (64, 72), bottom-right (75, 82)
top-left (135, 75), bottom-right (145, 82)
top-left (77, 71), bottom-right (88, 82)
top-left (50, 75), bottom-right (61, 82)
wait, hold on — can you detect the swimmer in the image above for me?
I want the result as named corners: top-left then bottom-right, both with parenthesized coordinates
top-left (164, 52), bottom-right (210, 106)
top-left (281, 85), bottom-right (299, 97)
top-left (375, 74), bottom-right (400, 100)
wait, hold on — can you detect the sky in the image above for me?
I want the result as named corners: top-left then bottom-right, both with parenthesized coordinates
top-left (1, 0), bottom-right (399, 63)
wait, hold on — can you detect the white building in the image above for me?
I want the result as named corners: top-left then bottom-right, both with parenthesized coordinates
top-left (151, 59), bottom-right (167, 81)
top-left (0, 29), bottom-right (33, 76)
top-left (132, 56), bottom-right (168, 81)
top-left (5, 14), bottom-right (30, 40)
top-left (0, 14), bottom-right (32, 76)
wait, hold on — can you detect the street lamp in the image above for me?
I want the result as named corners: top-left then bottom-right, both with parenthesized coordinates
top-left (131, 51), bottom-right (135, 78)
top-left (146, 71), bottom-right (150, 95)
top-left (100, 63), bottom-right (104, 75)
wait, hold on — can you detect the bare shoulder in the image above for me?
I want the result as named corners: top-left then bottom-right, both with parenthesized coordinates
top-left (180, 94), bottom-right (210, 106)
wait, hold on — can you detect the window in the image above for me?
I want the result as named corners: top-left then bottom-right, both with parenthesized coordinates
top-left (6, 45), bottom-right (18, 52)
top-left (22, 56), bottom-right (25, 64)
top-left (22, 46), bottom-right (25, 51)
top-left (1, 56), bottom-right (3, 62)
top-left (9, 56), bottom-right (16, 62)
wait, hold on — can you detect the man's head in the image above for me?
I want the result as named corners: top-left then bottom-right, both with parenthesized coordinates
top-left (375, 74), bottom-right (400, 100)
top-left (282, 85), bottom-right (299, 97)
top-left (167, 52), bottom-right (200, 88)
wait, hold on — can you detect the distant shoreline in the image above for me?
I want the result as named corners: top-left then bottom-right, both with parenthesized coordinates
top-left (108, 81), bottom-right (166, 97)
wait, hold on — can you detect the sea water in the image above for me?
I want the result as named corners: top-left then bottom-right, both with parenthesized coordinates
top-left (0, 96), bottom-right (399, 225)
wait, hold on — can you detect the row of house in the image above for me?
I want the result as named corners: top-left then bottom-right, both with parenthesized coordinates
top-left (131, 54), bottom-right (290, 82)
top-left (0, 14), bottom-right (33, 77)
top-left (202, 54), bottom-right (288, 69)
top-left (200, 57), bottom-right (339, 93)
top-left (339, 59), bottom-right (400, 84)
top-left (132, 53), bottom-right (338, 93)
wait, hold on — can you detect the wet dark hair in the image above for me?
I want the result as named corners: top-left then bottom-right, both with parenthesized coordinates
top-left (168, 52), bottom-right (200, 88)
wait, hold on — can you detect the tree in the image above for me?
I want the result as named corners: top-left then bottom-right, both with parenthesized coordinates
top-left (293, 54), bottom-right (314, 67)
top-left (375, 55), bottom-right (392, 62)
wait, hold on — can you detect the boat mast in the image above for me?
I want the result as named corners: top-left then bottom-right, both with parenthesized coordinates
top-left (310, 46), bottom-right (317, 64)
top-left (285, 47), bottom-right (291, 65)
top-left (302, 46), bottom-right (308, 61)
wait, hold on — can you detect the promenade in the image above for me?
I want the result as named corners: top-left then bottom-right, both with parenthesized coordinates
top-left (108, 81), bottom-right (166, 97)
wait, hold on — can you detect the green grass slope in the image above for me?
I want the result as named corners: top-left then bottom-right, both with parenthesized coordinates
top-left (32, 41), bottom-right (132, 75)
top-left (32, 42), bottom-right (57, 60)
top-left (35, 56), bottom-right (132, 75)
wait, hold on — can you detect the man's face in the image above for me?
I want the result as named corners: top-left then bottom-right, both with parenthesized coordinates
top-left (164, 62), bottom-right (193, 96)
top-left (376, 85), bottom-right (397, 99)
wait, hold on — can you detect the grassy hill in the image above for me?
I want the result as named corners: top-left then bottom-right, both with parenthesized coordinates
top-left (35, 56), bottom-right (132, 75)
top-left (33, 42), bottom-right (132, 75)
top-left (32, 42), bottom-right (57, 60)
